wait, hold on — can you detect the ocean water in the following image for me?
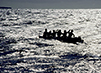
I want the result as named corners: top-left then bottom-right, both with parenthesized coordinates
top-left (0, 9), bottom-right (101, 73)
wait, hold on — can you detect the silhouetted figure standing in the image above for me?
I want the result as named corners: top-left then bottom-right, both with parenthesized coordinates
top-left (63, 30), bottom-right (68, 39)
top-left (57, 30), bottom-right (62, 38)
top-left (67, 30), bottom-right (75, 38)
top-left (48, 31), bottom-right (52, 39)
top-left (43, 29), bottom-right (48, 38)
top-left (52, 30), bottom-right (56, 38)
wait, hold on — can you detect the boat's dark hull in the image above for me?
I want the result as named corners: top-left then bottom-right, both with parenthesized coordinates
top-left (39, 36), bottom-right (84, 44)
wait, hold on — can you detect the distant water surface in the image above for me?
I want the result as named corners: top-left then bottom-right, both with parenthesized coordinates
top-left (0, 9), bottom-right (101, 73)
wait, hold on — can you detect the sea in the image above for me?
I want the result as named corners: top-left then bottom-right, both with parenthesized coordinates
top-left (0, 9), bottom-right (101, 73)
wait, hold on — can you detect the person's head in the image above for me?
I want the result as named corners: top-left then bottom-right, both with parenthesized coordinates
top-left (49, 31), bottom-right (51, 33)
top-left (45, 29), bottom-right (47, 32)
top-left (59, 30), bottom-right (61, 32)
top-left (71, 30), bottom-right (73, 32)
top-left (53, 30), bottom-right (55, 32)
top-left (64, 30), bottom-right (66, 33)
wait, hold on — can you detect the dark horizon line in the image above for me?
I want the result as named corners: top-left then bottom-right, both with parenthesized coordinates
top-left (0, 6), bottom-right (12, 9)
top-left (0, 6), bottom-right (101, 9)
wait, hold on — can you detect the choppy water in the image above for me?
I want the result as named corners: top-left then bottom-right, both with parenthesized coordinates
top-left (0, 9), bottom-right (101, 73)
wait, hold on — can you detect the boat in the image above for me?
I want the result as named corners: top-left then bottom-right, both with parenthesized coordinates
top-left (39, 35), bottom-right (84, 44)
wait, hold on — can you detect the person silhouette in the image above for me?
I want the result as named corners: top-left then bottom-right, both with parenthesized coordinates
top-left (52, 30), bottom-right (56, 38)
top-left (57, 30), bottom-right (62, 38)
top-left (63, 30), bottom-right (68, 39)
top-left (43, 29), bottom-right (48, 38)
top-left (67, 29), bottom-right (75, 38)
top-left (48, 30), bottom-right (52, 39)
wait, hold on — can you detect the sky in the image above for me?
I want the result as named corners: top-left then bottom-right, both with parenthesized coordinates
top-left (0, 0), bottom-right (101, 9)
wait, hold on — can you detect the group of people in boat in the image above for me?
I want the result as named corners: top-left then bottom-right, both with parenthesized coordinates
top-left (42, 29), bottom-right (75, 39)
